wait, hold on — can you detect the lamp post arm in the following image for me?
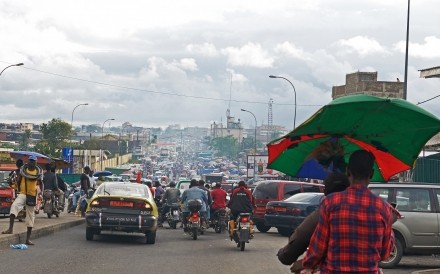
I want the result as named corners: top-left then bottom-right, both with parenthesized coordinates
top-left (0, 63), bottom-right (24, 76)
top-left (269, 75), bottom-right (297, 129)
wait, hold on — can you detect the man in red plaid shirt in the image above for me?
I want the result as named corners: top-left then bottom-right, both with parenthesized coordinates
top-left (292, 150), bottom-right (395, 274)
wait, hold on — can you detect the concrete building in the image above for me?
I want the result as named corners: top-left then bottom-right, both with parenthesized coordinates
top-left (332, 71), bottom-right (404, 100)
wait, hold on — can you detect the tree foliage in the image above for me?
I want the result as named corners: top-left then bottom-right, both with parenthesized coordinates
top-left (36, 118), bottom-right (72, 157)
top-left (209, 135), bottom-right (239, 159)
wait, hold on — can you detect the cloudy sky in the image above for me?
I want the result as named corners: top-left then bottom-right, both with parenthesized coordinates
top-left (1, 0), bottom-right (439, 130)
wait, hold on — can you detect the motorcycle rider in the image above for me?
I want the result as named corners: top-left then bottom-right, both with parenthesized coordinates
top-left (181, 179), bottom-right (208, 231)
top-left (198, 179), bottom-right (212, 222)
top-left (42, 164), bottom-right (64, 211)
top-left (71, 166), bottom-right (90, 215)
top-left (52, 166), bottom-right (67, 209)
top-left (154, 180), bottom-right (165, 205)
top-left (210, 182), bottom-right (227, 219)
top-left (227, 180), bottom-right (255, 238)
top-left (158, 181), bottom-right (181, 227)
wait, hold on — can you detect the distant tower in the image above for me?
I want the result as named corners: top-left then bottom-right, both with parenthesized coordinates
top-left (267, 98), bottom-right (273, 142)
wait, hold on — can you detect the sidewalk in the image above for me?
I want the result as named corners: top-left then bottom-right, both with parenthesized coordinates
top-left (0, 211), bottom-right (85, 248)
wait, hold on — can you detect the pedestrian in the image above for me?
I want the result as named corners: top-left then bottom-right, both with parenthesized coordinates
top-left (291, 150), bottom-right (395, 274)
top-left (277, 172), bottom-right (350, 266)
top-left (1, 155), bottom-right (43, 245)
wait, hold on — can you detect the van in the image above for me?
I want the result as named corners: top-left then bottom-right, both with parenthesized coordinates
top-left (176, 179), bottom-right (191, 197)
top-left (252, 180), bottom-right (324, 232)
top-left (369, 183), bottom-right (440, 269)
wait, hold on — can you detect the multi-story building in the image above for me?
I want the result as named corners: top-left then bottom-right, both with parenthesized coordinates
top-left (332, 71), bottom-right (404, 100)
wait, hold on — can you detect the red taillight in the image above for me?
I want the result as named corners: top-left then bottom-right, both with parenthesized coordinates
top-left (240, 216), bottom-right (249, 223)
top-left (265, 205), bottom-right (274, 214)
top-left (191, 212), bottom-right (199, 218)
top-left (287, 208), bottom-right (302, 215)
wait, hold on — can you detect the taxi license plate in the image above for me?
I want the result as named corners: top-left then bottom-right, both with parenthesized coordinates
top-left (0, 202), bottom-right (11, 207)
top-left (110, 201), bottom-right (133, 207)
top-left (274, 207), bottom-right (286, 212)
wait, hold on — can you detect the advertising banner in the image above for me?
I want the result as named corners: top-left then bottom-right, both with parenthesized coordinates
top-left (246, 155), bottom-right (279, 178)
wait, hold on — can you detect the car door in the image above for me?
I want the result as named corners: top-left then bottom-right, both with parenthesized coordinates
top-left (393, 188), bottom-right (439, 249)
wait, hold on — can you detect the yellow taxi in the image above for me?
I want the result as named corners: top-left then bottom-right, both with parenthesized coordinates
top-left (85, 182), bottom-right (158, 244)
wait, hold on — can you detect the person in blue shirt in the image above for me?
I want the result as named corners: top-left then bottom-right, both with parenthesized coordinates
top-left (181, 179), bottom-right (208, 230)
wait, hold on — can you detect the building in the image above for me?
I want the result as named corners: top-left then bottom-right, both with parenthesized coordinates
top-left (419, 66), bottom-right (440, 78)
top-left (332, 71), bottom-right (404, 100)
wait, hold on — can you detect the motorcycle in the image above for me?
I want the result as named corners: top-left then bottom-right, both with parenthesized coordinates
top-left (230, 213), bottom-right (253, 251)
top-left (209, 208), bottom-right (228, 233)
top-left (79, 189), bottom-right (95, 217)
top-left (185, 199), bottom-right (204, 240)
top-left (66, 183), bottom-right (79, 213)
top-left (42, 189), bottom-right (61, 218)
top-left (165, 203), bottom-right (181, 229)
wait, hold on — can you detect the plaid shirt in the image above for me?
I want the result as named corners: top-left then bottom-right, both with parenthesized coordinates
top-left (302, 184), bottom-right (394, 274)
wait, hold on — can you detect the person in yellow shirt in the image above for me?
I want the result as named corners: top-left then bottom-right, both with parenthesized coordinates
top-left (2, 155), bottom-right (43, 245)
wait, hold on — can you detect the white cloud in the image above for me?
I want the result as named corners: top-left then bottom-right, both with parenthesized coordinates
top-left (335, 36), bottom-right (390, 57)
top-left (274, 42), bottom-right (308, 60)
top-left (186, 43), bottom-right (219, 57)
top-left (221, 43), bottom-right (274, 68)
top-left (173, 58), bottom-right (198, 71)
top-left (394, 36), bottom-right (440, 58)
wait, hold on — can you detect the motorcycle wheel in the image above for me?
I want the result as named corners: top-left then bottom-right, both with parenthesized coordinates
top-left (47, 213), bottom-right (52, 218)
top-left (240, 241), bottom-right (246, 251)
top-left (86, 227), bottom-right (94, 241)
top-left (192, 227), bottom-right (198, 240)
top-left (171, 221), bottom-right (177, 229)
top-left (55, 213), bottom-right (59, 218)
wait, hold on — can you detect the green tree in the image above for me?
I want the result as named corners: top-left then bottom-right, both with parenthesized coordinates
top-left (209, 135), bottom-right (239, 159)
top-left (36, 118), bottom-right (72, 157)
top-left (19, 129), bottom-right (32, 150)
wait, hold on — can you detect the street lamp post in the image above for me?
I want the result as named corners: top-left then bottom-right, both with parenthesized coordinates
top-left (241, 108), bottom-right (257, 183)
top-left (269, 75), bottom-right (297, 130)
top-left (0, 63), bottom-right (24, 76)
top-left (101, 118), bottom-right (115, 171)
top-left (69, 103), bottom-right (88, 173)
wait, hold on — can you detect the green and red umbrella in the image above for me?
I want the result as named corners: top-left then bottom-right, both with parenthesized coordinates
top-left (267, 94), bottom-right (440, 182)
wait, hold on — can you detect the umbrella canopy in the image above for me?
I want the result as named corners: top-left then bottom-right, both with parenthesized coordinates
top-left (267, 94), bottom-right (440, 182)
top-left (93, 170), bottom-right (112, 177)
top-left (51, 157), bottom-right (72, 169)
top-left (10, 151), bottom-right (53, 165)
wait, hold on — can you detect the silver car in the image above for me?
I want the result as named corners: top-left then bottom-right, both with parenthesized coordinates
top-left (369, 183), bottom-right (440, 268)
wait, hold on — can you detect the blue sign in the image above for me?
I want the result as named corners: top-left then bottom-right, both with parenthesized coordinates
top-left (62, 147), bottom-right (74, 174)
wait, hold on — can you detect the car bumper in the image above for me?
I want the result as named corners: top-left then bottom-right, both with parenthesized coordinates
top-left (86, 212), bottom-right (157, 233)
top-left (264, 215), bottom-right (305, 228)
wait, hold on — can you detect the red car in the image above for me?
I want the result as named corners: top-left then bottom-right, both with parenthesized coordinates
top-left (252, 180), bottom-right (324, 233)
top-left (0, 181), bottom-right (15, 216)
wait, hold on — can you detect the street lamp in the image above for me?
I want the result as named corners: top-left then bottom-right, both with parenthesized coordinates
top-left (241, 108), bottom-right (257, 183)
top-left (269, 75), bottom-right (297, 130)
top-left (101, 118), bottom-right (115, 171)
top-left (69, 103), bottom-right (88, 173)
top-left (0, 63), bottom-right (24, 76)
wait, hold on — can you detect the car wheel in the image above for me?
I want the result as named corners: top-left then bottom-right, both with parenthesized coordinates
top-left (146, 231), bottom-right (156, 244)
top-left (277, 227), bottom-right (293, 237)
top-left (86, 227), bottom-right (94, 241)
top-left (256, 222), bottom-right (271, 233)
top-left (379, 237), bottom-right (403, 269)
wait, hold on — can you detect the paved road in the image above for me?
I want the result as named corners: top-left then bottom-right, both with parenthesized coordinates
top-left (1, 223), bottom-right (439, 274)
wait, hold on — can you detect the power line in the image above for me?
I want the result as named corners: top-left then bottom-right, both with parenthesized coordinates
top-left (3, 61), bottom-right (323, 107)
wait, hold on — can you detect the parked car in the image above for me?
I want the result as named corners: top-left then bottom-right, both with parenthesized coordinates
top-left (252, 180), bottom-right (324, 233)
top-left (369, 183), bottom-right (440, 268)
top-left (85, 182), bottom-right (158, 244)
top-left (264, 192), bottom-right (324, 236)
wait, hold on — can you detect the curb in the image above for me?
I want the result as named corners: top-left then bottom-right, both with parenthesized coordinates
top-left (412, 270), bottom-right (440, 274)
top-left (0, 219), bottom-right (85, 248)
